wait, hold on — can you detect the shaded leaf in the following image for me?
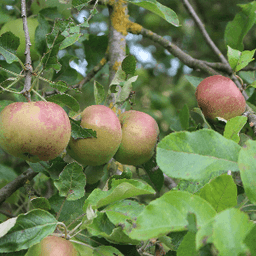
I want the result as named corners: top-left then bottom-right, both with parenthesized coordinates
top-left (54, 162), bottom-right (86, 200)
top-left (31, 197), bottom-right (51, 210)
top-left (122, 55), bottom-right (136, 76)
top-left (0, 32), bottom-right (20, 64)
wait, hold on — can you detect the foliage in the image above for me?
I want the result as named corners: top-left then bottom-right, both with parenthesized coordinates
top-left (1, 0), bottom-right (256, 255)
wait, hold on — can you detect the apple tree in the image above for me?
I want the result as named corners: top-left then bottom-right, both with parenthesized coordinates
top-left (1, 0), bottom-right (256, 255)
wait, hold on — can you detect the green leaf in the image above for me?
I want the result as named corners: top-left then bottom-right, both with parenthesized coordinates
top-left (223, 116), bottom-right (247, 143)
top-left (108, 67), bottom-right (126, 94)
top-left (228, 46), bottom-right (255, 72)
top-left (0, 32), bottom-right (20, 64)
top-left (128, 190), bottom-right (216, 241)
top-left (196, 208), bottom-right (254, 255)
top-left (227, 46), bottom-right (242, 70)
top-left (46, 93), bottom-right (80, 112)
top-left (0, 209), bottom-right (57, 253)
top-left (238, 139), bottom-right (256, 205)
top-left (198, 174), bottom-right (237, 212)
top-left (179, 104), bottom-right (189, 130)
top-left (116, 75), bottom-right (138, 103)
top-left (105, 199), bottom-right (145, 235)
top-left (49, 80), bottom-right (69, 93)
top-left (235, 49), bottom-right (255, 72)
top-left (83, 179), bottom-right (155, 210)
top-left (128, 0), bottom-right (179, 27)
top-left (94, 81), bottom-right (105, 105)
top-left (177, 231), bottom-right (197, 256)
top-left (224, 2), bottom-right (256, 51)
top-left (60, 33), bottom-right (82, 50)
top-left (196, 218), bottom-right (214, 250)
top-left (156, 129), bottom-right (241, 181)
top-left (70, 118), bottom-right (97, 140)
top-left (121, 55), bottom-right (137, 76)
top-left (54, 162), bottom-right (86, 200)
top-left (49, 194), bottom-right (87, 224)
top-left (211, 208), bottom-right (253, 256)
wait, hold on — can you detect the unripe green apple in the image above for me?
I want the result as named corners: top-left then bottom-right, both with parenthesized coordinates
top-left (26, 236), bottom-right (77, 256)
top-left (114, 110), bottom-right (159, 166)
top-left (0, 18), bottom-right (39, 61)
top-left (0, 101), bottom-right (71, 162)
top-left (195, 75), bottom-right (246, 120)
top-left (67, 105), bottom-right (122, 166)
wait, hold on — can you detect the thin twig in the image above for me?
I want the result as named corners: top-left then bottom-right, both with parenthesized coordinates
top-left (182, 0), bottom-right (230, 66)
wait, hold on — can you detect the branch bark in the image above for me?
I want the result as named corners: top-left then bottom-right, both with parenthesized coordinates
top-left (107, 0), bottom-right (128, 105)
top-left (20, 0), bottom-right (32, 101)
top-left (0, 168), bottom-right (38, 206)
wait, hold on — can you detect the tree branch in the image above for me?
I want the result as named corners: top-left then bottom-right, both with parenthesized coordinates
top-left (0, 168), bottom-right (38, 206)
top-left (20, 0), bottom-right (32, 101)
top-left (107, 0), bottom-right (128, 105)
top-left (127, 22), bottom-right (219, 76)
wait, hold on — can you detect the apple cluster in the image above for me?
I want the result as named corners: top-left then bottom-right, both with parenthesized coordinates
top-left (0, 102), bottom-right (159, 167)
top-left (67, 105), bottom-right (159, 167)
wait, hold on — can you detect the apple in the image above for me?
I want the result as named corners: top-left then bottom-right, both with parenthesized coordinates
top-left (0, 18), bottom-right (39, 61)
top-left (195, 75), bottom-right (246, 120)
top-left (114, 110), bottom-right (159, 166)
top-left (26, 235), bottom-right (77, 256)
top-left (67, 105), bottom-right (122, 166)
top-left (0, 101), bottom-right (71, 162)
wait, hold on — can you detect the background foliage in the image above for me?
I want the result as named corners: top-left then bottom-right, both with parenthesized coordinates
top-left (1, 0), bottom-right (256, 255)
